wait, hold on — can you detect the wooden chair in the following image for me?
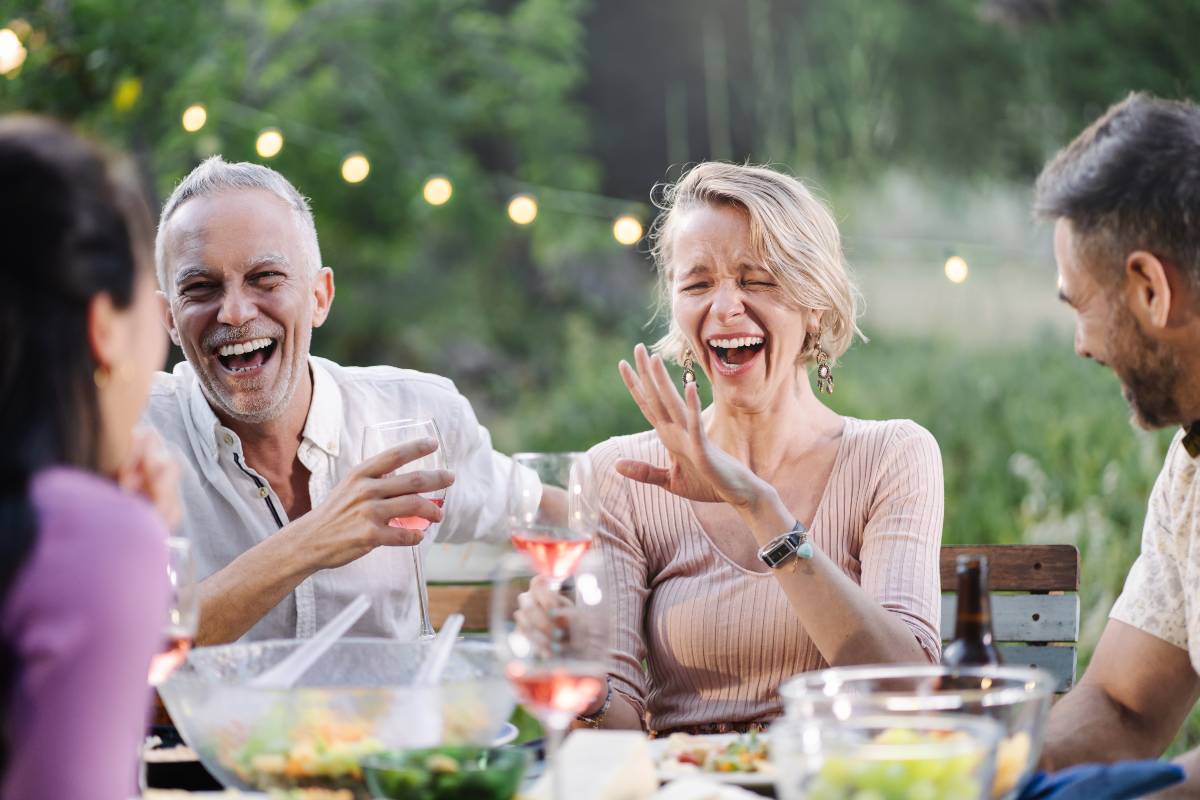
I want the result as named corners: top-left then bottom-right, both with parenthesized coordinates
top-left (941, 544), bottom-right (1080, 692)
top-left (429, 543), bottom-right (1081, 690)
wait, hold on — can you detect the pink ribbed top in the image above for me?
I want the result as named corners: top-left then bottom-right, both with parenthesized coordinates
top-left (589, 417), bottom-right (944, 734)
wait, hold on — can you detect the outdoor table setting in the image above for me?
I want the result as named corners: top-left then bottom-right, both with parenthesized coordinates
top-left (137, 452), bottom-right (1183, 800)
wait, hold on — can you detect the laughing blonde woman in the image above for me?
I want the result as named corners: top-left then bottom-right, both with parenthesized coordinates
top-left (571, 162), bottom-right (943, 735)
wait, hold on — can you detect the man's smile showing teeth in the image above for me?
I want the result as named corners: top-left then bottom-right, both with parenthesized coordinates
top-left (215, 337), bottom-right (278, 374)
top-left (706, 334), bottom-right (765, 373)
top-left (217, 338), bottom-right (273, 357)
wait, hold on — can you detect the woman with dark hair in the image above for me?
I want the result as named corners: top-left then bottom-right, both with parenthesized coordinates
top-left (0, 117), bottom-right (179, 799)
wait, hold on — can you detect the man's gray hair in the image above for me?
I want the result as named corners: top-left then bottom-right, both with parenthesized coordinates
top-left (154, 155), bottom-right (322, 290)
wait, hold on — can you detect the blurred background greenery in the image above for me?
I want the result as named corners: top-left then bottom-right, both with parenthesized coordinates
top-left (2, 0), bottom-right (1197, 743)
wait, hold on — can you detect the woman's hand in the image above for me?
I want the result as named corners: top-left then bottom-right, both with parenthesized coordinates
top-left (616, 344), bottom-right (768, 509)
top-left (514, 575), bottom-right (573, 658)
top-left (116, 427), bottom-right (183, 530)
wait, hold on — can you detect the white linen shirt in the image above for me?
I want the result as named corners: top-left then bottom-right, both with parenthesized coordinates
top-left (1111, 428), bottom-right (1200, 675)
top-left (143, 356), bottom-right (519, 642)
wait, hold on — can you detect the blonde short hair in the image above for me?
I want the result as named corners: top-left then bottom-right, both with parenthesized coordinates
top-left (649, 162), bottom-right (862, 366)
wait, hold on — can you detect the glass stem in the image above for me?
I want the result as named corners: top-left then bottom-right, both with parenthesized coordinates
top-left (410, 546), bottom-right (434, 638)
top-left (544, 715), bottom-right (570, 800)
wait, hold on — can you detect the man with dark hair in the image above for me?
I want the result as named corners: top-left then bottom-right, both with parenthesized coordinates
top-left (1035, 92), bottom-right (1200, 792)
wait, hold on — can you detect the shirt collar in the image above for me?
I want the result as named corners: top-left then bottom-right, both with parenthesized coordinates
top-left (1183, 422), bottom-right (1200, 459)
top-left (302, 358), bottom-right (342, 457)
top-left (184, 356), bottom-right (343, 458)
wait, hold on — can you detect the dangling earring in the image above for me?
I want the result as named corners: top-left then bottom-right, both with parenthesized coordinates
top-left (815, 346), bottom-right (834, 395)
top-left (682, 350), bottom-right (696, 389)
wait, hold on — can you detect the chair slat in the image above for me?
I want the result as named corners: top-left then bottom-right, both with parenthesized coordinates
top-left (941, 593), bottom-right (1079, 643)
top-left (996, 644), bottom-right (1077, 691)
top-left (941, 545), bottom-right (1079, 592)
top-left (429, 582), bottom-right (492, 631)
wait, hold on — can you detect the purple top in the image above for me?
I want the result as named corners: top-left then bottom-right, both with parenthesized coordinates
top-left (2, 467), bottom-right (169, 800)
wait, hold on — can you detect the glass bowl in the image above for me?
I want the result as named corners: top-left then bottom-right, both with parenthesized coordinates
top-left (780, 664), bottom-right (1055, 798)
top-left (158, 638), bottom-right (513, 798)
top-left (771, 713), bottom-right (1003, 800)
top-left (363, 745), bottom-right (528, 800)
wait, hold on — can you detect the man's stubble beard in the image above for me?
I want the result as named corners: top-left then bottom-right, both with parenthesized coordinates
top-left (1107, 301), bottom-right (1185, 430)
top-left (195, 326), bottom-right (312, 427)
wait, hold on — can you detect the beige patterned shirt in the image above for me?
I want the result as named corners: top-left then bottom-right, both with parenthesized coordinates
top-left (1110, 428), bottom-right (1200, 673)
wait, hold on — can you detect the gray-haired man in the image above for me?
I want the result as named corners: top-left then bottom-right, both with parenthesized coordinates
top-left (146, 157), bottom-right (530, 644)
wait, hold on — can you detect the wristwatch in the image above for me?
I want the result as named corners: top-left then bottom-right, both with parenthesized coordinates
top-left (757, 520), bottom-right (815, 570)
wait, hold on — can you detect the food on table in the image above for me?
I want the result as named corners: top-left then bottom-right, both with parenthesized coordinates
top-left (659, 731), bottom-right (773, 775)
top-left (803, 728), bottom-right (986, 800)
top-left (362, 745), bottom-right (527, 800)
top-left (218, 708), bottom-right (385, 792)
top-left (992, 731), bottom-right (1032, 798)
top-left (267, 790), bottom-right (354, 800)
top-left (535, 730), bottom-right (658, 799)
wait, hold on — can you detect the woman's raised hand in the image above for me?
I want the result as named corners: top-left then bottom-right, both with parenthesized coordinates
top-left (616, 344), bottom-right (765, 508)
top-left (117, 427), bottom-right (183, 530)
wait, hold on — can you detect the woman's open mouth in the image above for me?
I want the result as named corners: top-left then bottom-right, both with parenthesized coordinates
top-left (706, 335), bottom-right (765, 375)
top-left (214, 337), bottom-right (278, 375)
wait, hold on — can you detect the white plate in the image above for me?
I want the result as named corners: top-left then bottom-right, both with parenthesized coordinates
top-left (492, 720), bottom-right (520, 746)
top-left (649, 733), bottom-right (776, 789)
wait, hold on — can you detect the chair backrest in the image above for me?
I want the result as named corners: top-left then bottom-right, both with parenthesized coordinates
top-left (429, 543), bottom-right (1082, 690)
top-left (941, 544), bottom-right (1080, 692)
top-left (429, 582), bottom-right (494, 632)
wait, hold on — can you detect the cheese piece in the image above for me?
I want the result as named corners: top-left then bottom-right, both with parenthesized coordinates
top-left (528, 730), bottom-right (658, 800)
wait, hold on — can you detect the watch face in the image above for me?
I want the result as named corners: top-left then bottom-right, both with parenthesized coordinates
top-left (761, 539), bottom-right (794, 568)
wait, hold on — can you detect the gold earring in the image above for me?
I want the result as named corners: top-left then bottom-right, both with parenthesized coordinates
top-left (682, 350), bottom-right (696, 388)
top-left (815, 346), bottom-right (834, 394)
top-left (94, 362), bottom-right (132, 388)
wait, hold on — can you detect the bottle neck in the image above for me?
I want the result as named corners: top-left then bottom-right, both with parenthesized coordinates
top-left (954, 565), bottom-right (994, 643)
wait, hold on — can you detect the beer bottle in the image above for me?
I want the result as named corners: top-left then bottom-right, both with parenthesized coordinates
top-left (942, 554), bottom-right (1003, 667)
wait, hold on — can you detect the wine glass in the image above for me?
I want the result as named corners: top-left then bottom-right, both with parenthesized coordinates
top-left (507, 452), bottom-right (599, 586)
top-left (147, 536), bottom-right (199, 686)
top-left (491, 551), bottom-right (609, 800)
top-left (362, 418), bottom-right (448, 640)
top-left (142, 536), bottom-right (199, 791)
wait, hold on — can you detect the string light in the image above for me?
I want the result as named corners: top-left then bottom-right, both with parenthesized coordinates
top-left (181, 104), bottom-right (207, 133)
top-left (255, 128), bottom-right (283, 158)
top-left (612, 215), bottom-right (643, 245)
top-left (422, 175), bottom-right (452, 205)
top-left (944, 255), bottom-right (969, 284)
top-left (0, 28), bottom-right (26, 75)
top-left (112, 76), bottom-right (142, 112)
top-left (507, 194), bottom-right (538, 225)
top-left (341, 153), bottom-right (370, 183)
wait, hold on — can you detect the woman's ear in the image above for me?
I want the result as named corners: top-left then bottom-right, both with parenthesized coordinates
top-left (88, 291), bottom-right (121, 371)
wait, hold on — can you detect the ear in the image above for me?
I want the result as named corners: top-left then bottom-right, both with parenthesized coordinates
top-left (158, 290), bottom-right (182, 347)
top-left (1124, 251), bottom-right (1175, 331)
top-left (88, 292), bottom-right (121, 370)
top-left (311, 266), bottom-right (335, 329)
top-left (806, 309), bottom-right (825, 336)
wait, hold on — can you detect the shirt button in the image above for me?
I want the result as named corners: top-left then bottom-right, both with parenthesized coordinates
top-left (223, 433), bottom-right (234, 446)
top-left (258, 487), bottom-right (269, 498)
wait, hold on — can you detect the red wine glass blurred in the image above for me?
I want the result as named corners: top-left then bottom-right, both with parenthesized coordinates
top-left (362, 418), bottom-right (448, 639)
top-left (491, 552), bottom-right (609, 800)
top-left (507, 452), bottom-right (599, 584)
top-left (147, 536), bottom-right (199, 686)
